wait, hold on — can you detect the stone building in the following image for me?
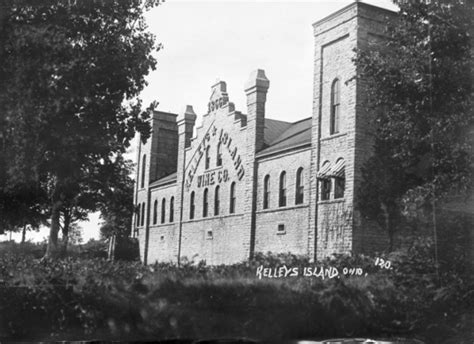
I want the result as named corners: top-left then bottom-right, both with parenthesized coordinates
top-left (132, 2), bottom-right (396, 265)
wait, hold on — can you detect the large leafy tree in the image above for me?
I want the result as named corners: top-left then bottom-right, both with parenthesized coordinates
top-left (0, 0), bottom-right (159, 257)
top-left (356, 0), bottom-right (473, 249)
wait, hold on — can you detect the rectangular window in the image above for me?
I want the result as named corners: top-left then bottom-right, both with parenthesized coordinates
top-left (321, 179), bottom-right (331, 201)
top-left (277, 224), bottom-right (286, 235)
top-left (206, 230), bottom-right (213, 240)
top-left (334, 177), bottom-right (345, 199)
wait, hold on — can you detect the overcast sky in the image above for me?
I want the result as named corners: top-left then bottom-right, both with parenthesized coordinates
top-left (2, 0), bottom-right (397, 244)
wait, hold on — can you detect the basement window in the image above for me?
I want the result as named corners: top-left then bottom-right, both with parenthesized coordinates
top-left (277, 224), bottom-right (286, 235)
top-left (206, 230), bottom-right (213, 240)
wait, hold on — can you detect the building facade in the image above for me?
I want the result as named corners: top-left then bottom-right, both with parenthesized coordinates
top-left (132, 2), bottom-right (395, 265)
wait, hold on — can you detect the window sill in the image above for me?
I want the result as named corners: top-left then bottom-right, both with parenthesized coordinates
top-left (318, 198), bottom-right (345, 205)
top-left (182, 212), bottom-right (243, 224)
top-left (204, 165), bottom-right (223, 173)
top-left (150, 222), bottom-right (175, 228)
top-left (321, 132), bottom-right (347, 142)
top-left (277, 231), bottom-right (286, 235)
top-left (257, 204), bottom-right (308, 214)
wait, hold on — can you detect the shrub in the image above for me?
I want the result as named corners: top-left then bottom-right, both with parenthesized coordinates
top-left (0, 248), bottom-right (472, 342)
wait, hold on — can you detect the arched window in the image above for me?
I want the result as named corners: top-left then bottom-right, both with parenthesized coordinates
top-left (229, 182), bottom-right (236, 214)
top-left (295, 167), bottom-right (304, 205)
top-left (205, 146), bottom-right (210, 169)
top-left (279, 171), bottom-right (287, 207)
top-left (161, 198), bottom-right (166, 224)
top-left (203, 188), bottom-right (209, 217)
top-left (330, 78), bottom-right (340, 135)
top-left (153, 200), bottom-right (158, 225)
top-left (216, 142), bottom-right (222, 167)
top-left (141, 202), bottom-right (145, 227)
top-left (169, 197), bottom-right (174, 222)
top-left (263, 175), bottom-right (270, 209)
top-left (333, 158), bottom-right (345, 199)
top-left (136, 203), bottom-right (141, 227)
top-left (141, 155), bottom-right (146, 188)
top-left (214, 186), bottom-right (220, 216)
top-left (190, 192), bottom-right (195, 220)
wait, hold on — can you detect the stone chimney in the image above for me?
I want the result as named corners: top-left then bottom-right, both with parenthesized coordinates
top-left (245, 69), bottom-right (269, 152)
top-left (177, 105), bottom-right (197, 148)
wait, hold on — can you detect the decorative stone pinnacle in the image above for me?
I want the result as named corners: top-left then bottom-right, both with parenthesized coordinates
top-left (208, 80), bottom-right (229, 113)
top-left (245, 69), bottom-right (270, 93)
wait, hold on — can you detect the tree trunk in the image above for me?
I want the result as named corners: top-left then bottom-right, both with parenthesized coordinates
top-left (21, 224), bottom-right (26, 244)
top-left (107, 234), bottom-right (116, 261)
top-left (60, 208), bottom-right (71, 257)
top-left (44, 200), bottom-right (62, 259)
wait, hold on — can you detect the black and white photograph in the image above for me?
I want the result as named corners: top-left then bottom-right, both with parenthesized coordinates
top-left (0, 0), bottom-right (473, 343)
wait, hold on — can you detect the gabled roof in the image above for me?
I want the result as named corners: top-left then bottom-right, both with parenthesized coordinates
top-left (149, 172), bottom-right (177, 188)
top-left (258, 117), bottom-right (312, 156)
top-left (263, 118), bottom-right (293, 145)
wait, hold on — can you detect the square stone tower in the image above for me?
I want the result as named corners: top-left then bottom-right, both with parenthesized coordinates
top-left (308, 2), bottom-right (395, 260)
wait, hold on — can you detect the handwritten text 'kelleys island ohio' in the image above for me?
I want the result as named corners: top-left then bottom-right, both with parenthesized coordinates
top-left (255, 265), bottom-right (367, 280)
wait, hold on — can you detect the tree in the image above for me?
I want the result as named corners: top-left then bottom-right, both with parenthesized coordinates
top-left (65, 222), bottom-right (83, 246)
top-left (355, 0), bottom-right (473, 249)
top-left (0, 0), bottom-right (160, 258)
top-left (99, 155), bottom-right (135, 240)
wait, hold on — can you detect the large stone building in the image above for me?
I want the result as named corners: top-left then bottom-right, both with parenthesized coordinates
top-left (132, 2), bottom-right (396, 265)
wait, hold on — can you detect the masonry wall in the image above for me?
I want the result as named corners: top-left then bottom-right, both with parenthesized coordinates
top-left (178, 82), bottom-right (251, 265)
top-left (147, 183), bottom-right (178, 263)
top-left (255, 148), bottom-right (311, 255)
top-left (133, 111), bottom-right (178, 261)
top-left (309, 3), bottom-right (396, 260)
top-left (312, 6), bottom-right (358, 260)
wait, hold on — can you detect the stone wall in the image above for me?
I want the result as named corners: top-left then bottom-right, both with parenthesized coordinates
top-left (255, 148), bottom-right (311, 255)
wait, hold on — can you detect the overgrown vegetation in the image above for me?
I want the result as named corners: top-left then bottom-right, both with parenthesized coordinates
top-left (355, 0), bottom-right (473, 249)
top-left (0, 243), bottom-right (472, 342)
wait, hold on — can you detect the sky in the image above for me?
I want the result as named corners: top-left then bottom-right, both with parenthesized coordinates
top-left (1, 0), bottom-right (397, 244)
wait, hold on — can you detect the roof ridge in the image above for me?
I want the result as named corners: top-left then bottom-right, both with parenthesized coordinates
top-left (265, 117), bottom-right (292, 125)
top-left (290, 116), bottom-right (312, 125)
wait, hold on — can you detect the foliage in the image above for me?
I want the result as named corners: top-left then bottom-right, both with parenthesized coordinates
top-left (0, 0), bottom-right (162, 257)
top-left (99, 156), bottom-right (135, 239)
top-left (0, 248), bottom-right (472, 342)
top-left (66, 223), bottom-right (83, 245)
top-left (355, 0), bottom-right (473, 247)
